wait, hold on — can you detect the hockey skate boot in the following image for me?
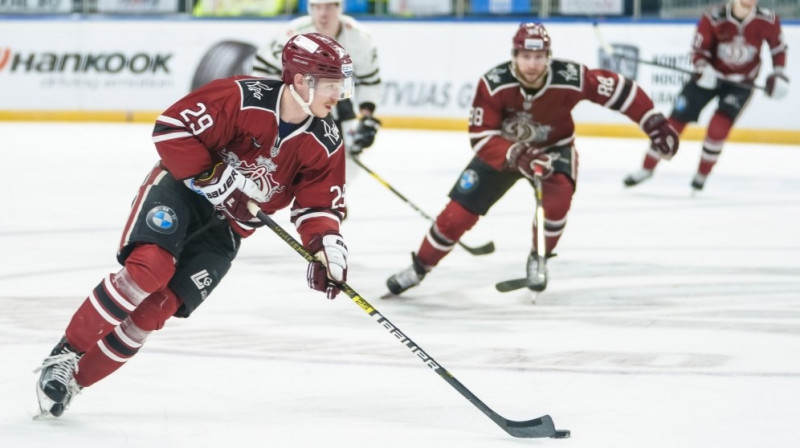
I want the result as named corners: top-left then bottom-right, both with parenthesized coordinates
top-left (34, 336), bottom-right (83, 417)
top-left (690, 173), bottom-right (707, 192)
top-left (526, 252), bottom-right (548, 292)
top-left (623, 169), bottom-right (653, 187)
top-left (386, 253), bottom-right (428, 295)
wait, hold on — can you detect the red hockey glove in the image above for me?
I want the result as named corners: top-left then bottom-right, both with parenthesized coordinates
top-left (506, 142), bottom-right (553, 180)
top-left (192, 162), bottom-right (266, 222)
top-left (766, 72), bottom-right (789, 100)
top-left (641, 112), bottom-right (679, 160)
top-left (307, 232), bottom-right (348, 299)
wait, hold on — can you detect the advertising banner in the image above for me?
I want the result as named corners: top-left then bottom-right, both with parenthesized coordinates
top-left (0, 0), bottom-right (71, 13)
top-left (560, 0), bottom-right (623, 15)
top-left (0, 19), bottom-right (797, 135)
top-left (96, 0), bottom-right (181, 13)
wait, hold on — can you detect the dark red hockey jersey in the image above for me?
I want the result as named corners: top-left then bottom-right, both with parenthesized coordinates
top-left (469, 58), bottom-right (657, 170)
top-left (152, 76), bottom-right (346, 244)
top-left (693, 2), bottom-right (787, 82)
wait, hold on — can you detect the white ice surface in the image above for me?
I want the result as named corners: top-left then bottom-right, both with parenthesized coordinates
top-left (1, 123), bottom-right (799, 448)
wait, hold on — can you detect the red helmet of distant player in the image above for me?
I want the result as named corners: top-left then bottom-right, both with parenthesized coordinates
top-left (282, 32), bottom-right (354, 101)
top-left (512, 22), bottom-right (551, 56)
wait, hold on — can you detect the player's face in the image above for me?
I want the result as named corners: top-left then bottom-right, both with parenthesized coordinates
top-left (737, 0), bottom-right (757, 9)
top-left (309, 77), bottom-right (347, 117)
top-left (310, 3), bottom-right (341, 31)
top-left (514, 49), bottom-right (549, 87)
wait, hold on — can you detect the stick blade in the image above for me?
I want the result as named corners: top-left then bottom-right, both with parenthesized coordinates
top-left (461, 241), bottom-right (495, 256)
top-left (495, 277), bottom-right (532, 292)
top-left (500, 414), bottom-right (565, 438)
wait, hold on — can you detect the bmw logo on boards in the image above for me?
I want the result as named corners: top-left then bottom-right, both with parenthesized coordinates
top-left (146, 206), bottom-right (179, 234)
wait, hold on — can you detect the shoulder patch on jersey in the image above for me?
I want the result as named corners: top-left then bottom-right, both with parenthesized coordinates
top-left (236, 79), bottom-right (280, 112)
top-left (308, 116), bottom-right (342, 156)
top-left (755, 6), bottom-right (776, 21)
top-left (482, 61), bottom-right (517, 93)
top-left (707, 3), bottom-right (726, 22)
top-left (549, 59), bottom-right (583, 89)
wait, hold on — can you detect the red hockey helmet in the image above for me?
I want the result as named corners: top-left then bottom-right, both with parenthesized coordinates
top-left (512, 22), bottom-right (551, 55)
top-left (281, 32), bottom-right (354, 98)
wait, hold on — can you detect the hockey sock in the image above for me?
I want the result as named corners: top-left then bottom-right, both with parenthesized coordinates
top-left (64, 270), bottom-right (148, 353)
top-left (537, 174), bottom-right (575, 253)
top-left (698, 112), bottom-right (732, 175)
top-left (64, 244), bottom-right (175, 352)
top-left (74, 288), bottom-right (180, 387)
top-left (417, 201), bottom-right (479, 267)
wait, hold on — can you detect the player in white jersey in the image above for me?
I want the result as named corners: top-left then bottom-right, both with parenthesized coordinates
top-left (253, 0), bottom-right (382, 164)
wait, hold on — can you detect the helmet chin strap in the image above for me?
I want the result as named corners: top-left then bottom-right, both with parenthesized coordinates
top-left (289, 84), bottom-right (315, 116)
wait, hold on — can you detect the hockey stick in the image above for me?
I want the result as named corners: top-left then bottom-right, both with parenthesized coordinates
top-left (592, 22), bottom-right (767, 92)
top-left (495, 165), bottom-right (547, 293)
top-left (245, 201), bottom-right (569, 439)
top-left (349, 155), bottom-right (495, 256)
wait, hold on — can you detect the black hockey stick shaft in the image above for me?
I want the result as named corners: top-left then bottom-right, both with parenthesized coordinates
top-left (245, 202), bottom-right (564, 439)
top-left (592, 22), bottom-right (766, 92)
top-left (350, 155), bottom-right (495, 256)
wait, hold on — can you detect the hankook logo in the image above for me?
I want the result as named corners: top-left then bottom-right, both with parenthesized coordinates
top-left (0, 49), bottom-right (173, 74)
top-left (0, 48), bottom-right (10, 71)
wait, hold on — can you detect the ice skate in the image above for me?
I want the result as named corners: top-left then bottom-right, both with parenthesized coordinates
top-left (691, 173), bottom-right (707, 192)
top-left (526, 252), bottom-right (548, 293)
top-left (623, 169), bottom-right (653, 187)
top-left (34, 337), bottom-right (82, 418)
top-left (385, 253), bottom-right (427, 296)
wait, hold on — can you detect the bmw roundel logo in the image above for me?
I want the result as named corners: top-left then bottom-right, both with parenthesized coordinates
top-left (146, 206), bottom-right (178, 234)
top-left (457, 169), bottom-right (479, 193)
top-left (674, 94), bottom-right (687, 112)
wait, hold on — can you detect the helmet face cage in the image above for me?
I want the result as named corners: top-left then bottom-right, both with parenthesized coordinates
top-left (281, 33), bottom-right (354, 99)
top-left (512, 23), bottom-right (551, 56)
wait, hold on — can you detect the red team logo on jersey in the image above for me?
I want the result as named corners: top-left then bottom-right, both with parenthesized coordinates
top-left (501, 111), bottom-right (552, 144)
top-left (221, 151), bottom-right (286, 203)
top-left (717, 35), bottom-right (758, 66)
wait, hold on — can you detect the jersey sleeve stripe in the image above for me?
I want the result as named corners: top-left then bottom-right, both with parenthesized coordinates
top-left (292, 210), bottom-right (342, 228)
top-left (153, 132), bottom-right (193, 143)
top-left (603, 73), bottom-right (626, 109)
top-left (619, 82), bottom-right (639, 114)
top-left (156, 115), bottom-right (186, 128)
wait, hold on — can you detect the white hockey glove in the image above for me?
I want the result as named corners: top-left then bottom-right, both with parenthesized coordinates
top-left (693, 60), bottom-right (718, 90)
top-left (307, 232), bottom-right (348, 299)
top-left (191, 162), bottom-right (266, 222)
top-left (766, 71), bottom-right (789, 100)
top-left (506, 142), bottom-right (553, 180)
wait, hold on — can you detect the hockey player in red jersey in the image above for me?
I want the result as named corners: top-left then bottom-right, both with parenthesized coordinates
top-left (34, 33), bottom-right (354, 418)
top-left (624, 0), bottom-right (789, 191)
top-left (386, 22), bottom-right (679, 296)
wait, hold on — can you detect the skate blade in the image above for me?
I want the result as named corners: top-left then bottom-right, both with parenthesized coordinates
top-left (33, 411), bottom-right (55, 420)
top-left (34, 381), bottom-right (63, 420)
